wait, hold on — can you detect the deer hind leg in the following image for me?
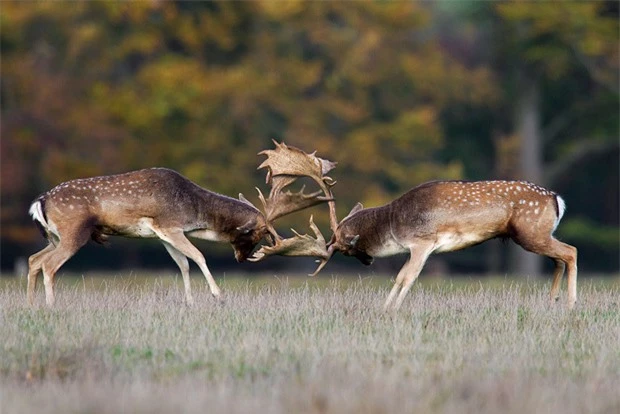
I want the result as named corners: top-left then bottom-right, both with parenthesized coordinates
top-left (162, 241), bottom-right (194, 306)
top-left (513, 235), bottom-right (578, 309)
top-left (389, 244), bottom-right (434, 312)
top-left (40, 225), bottom-right (93, 306)
top-left (550, 259), bottom-right (566, 304)
top-left (148, 223), bottom-right (222, 299)
top-left (27, 243), bottom-right (56, 305)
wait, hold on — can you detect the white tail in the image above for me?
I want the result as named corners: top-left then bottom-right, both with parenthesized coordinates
top-left (29, 200), bottom-right (47, 228)
top-left (554, 195), bottom-right (566, 231)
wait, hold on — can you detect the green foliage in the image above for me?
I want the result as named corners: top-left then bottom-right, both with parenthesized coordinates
top-left (558, 218), bottom-right (620, 251)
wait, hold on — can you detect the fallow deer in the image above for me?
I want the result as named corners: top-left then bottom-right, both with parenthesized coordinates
top-left (250, 148), bottom-right (578, 312)
top-left (27, 143), bottom-right (332, 306)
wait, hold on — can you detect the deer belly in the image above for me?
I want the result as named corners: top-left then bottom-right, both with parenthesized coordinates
top-left (100, 217), bottom-right (157, 238)
top-left (433, 231), bottom-right (489, 253)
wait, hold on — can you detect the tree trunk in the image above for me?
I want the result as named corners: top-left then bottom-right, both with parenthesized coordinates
top-left (510, 78), bottom-right (543, 278)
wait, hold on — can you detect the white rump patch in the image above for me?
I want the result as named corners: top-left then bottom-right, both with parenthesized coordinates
top-left (553, 195), bottom-right (566, 232)
top-left (29, 200), bottom-right (61, 241)
top-left (29, 200), bottom-right (48, 227)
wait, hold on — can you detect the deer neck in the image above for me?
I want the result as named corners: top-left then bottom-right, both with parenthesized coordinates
top-left (343, 206), bottom-right (401, 256)
top-left (191, 189), bottom-right (260, 235)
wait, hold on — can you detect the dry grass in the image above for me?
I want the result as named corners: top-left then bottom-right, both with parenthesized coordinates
top-left (1, 274), bottom-right (619, 414)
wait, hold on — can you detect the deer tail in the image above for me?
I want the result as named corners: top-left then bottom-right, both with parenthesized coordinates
top-left (29, 197), bottom-right (50, 240)
top-left (553, 195), bottom-right (567, 232)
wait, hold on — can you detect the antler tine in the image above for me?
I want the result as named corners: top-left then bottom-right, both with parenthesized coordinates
top-left (306, 217), bottom-right (336, 276)
top-left (257, 141), bottom-right (338, 228)
top-left (257, 140), bottom-right (339, 233)
top-left (250, 141), bottom-right (340, 275)
top-left (248, 216), bottom-right (335, 276)
top-left (256, 180), bottom-right (333, 223)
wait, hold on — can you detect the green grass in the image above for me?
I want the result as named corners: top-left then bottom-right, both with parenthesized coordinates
top-left (1, 273), bottom-right (619, 413)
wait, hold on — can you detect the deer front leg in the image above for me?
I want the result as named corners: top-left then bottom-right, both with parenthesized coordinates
top-left (390, 244), bottom-right (434, 312)
top-left (383, 256), bottom-right (412, 311)
top-left (162, 242), bottom-right (194, 306)
top-left (149, 222), bottom-right (222, 300)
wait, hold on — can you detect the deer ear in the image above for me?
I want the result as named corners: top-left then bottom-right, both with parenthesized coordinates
top-left (341, 202), bottom-right (364, 223)
top-left (236, 219), bottom-right (256, 235)
top-left (238, 193), bottom-right (257, 209)
top-left (349, 235), bottom-right (360, 247)
top-left (350, 203), bottom-right (364, 215)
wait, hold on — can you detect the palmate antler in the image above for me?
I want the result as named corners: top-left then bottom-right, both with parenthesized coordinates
top-left (248, 141), bottom-right (339, 274)
top-left (250, 216), bottom-right (335, 276)
top-left (258, 141), bottom-right (338, 230)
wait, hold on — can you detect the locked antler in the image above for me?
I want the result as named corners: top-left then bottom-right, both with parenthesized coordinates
top-left (248, 141), bottom-right (339, 274)
top-left (257, 140), bottom-right (338, 229)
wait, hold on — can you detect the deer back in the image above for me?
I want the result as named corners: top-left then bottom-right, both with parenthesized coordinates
top-left (36, 168), bottom-right (263, 240)
top-left (388, 180), bottom-right (561, 252)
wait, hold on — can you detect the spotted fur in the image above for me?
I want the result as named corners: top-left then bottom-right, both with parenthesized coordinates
top-left (27, 168), bottom-right (268, 306)
top-left (332, 180), bottom-right (578, 311)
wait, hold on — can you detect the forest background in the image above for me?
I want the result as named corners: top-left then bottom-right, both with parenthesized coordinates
top-left (1, 1), bottom-right (618, 277)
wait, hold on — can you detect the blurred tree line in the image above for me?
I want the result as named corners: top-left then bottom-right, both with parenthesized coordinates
top-left (1, 1), bottom-right (618, 274)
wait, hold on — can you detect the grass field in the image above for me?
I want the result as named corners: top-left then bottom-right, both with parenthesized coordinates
top-left (1, 273), bottom-right (619, 414)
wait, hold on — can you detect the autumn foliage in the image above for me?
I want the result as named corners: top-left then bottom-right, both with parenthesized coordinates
top-left (1, 1), bottom-right (618, 271)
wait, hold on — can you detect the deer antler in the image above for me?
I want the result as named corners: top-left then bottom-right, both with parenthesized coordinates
top-left (257, 184), bottom-right (331, 223)
top-left (243, 140), bottom-right (336, 242)
top-left (248, 216), bottom-right (335, 276)
top-left (258, 140), bottom-right (338, 232)
top-left (258, 140), bottom-right (337, 187)
top-left (249, 141), bottom-right (339, 274)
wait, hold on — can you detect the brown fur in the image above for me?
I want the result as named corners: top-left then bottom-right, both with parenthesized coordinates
top-left (27, 168), bottom-right (268, 306)
top-left (332, 180), bottom-right (578, 311)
